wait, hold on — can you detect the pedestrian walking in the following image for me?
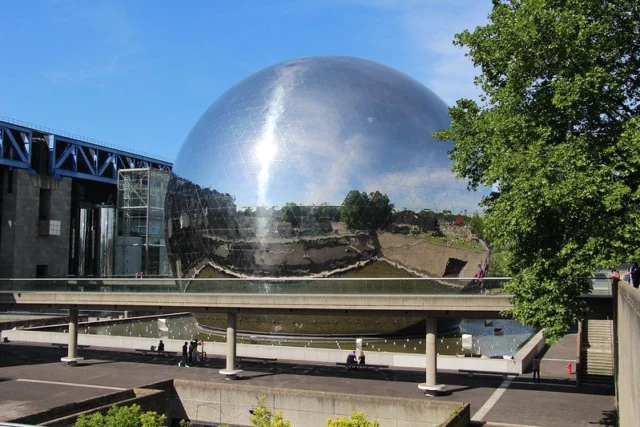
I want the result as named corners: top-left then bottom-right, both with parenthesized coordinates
top-left (179, 342), bottom-right (189, 367)
top-left (531, 355), bottom-right (541, 383)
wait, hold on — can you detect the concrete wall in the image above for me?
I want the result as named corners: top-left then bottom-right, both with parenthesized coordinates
top-left (1, 328), bottom-right (542, 375)
top-left (0, 169), bottom-right (71, 278)
top-left (616, 285), bottom-right (640, 427)
top-left (172, 379), bottom-right (469, 427)
top-left (377, 232), bottom-right (488, 277)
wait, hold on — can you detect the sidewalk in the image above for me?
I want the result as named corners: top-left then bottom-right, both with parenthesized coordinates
top-left (0, 337), bottom-right (615, 426)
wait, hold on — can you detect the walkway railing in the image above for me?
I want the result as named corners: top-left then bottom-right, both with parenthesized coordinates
top-left (0, 276), bottom-right (612, 295)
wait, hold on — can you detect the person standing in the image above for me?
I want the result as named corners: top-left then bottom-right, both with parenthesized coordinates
top-left (180, 342), bottom-right (189, 367)
top-left (192, 339), bottom-right (200, 364)
top-left (188, 340), bottom-right (194, 363)
top-left (531, 355), bottom-right (541, 383)
top-left (476, 264), bottom-right (485, 292)
top-left (610, 269), bottom-right (621, 289)
top-left (631, 262), bottom-right (640, 289)
top-left (358, 351), bottom-right (366, 365)
top-left (346, 351), bottom-right (356, 365)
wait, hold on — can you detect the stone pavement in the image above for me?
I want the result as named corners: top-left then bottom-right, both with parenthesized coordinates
top-left (0, 337), bottom-right (616, 426)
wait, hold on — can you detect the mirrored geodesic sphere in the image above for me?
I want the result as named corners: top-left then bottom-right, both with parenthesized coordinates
top-left (165, 56), bottom-right (486, 281)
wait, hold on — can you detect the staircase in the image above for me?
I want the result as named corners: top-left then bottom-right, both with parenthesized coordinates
top-left (579, 319), bottom-right (614, 387)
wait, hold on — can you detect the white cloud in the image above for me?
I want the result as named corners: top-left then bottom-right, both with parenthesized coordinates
top-left (363, 166), bottom-right (487, 213)
top-left (355, 1), bottom-right (492, 105)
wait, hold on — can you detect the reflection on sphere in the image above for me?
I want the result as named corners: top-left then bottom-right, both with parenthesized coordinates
top-left (165, 56), bottom-right (486, 282)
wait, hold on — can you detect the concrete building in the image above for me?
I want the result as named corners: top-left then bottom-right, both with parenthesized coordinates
top-left (0, 118), bottom-right (172, 278)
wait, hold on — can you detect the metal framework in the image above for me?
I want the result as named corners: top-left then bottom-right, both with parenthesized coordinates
top-left (0, 118), bottom-right (172, 183)
top-left (116, 168), bottom-right (171, 276)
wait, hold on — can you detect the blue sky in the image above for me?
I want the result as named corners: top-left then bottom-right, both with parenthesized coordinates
top-left (0, 0), bottom-right (491, 162)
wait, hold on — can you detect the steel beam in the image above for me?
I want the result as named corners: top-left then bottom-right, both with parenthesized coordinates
top-left (0, 119), bottom-right (172, 183)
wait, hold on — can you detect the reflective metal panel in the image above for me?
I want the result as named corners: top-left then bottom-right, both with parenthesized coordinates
top-left (166, 56), bottom-right (487, 282)
top-left (95, 206), bottom-right (116, 277)
top-left (77, 208), bottom-right (89, 276)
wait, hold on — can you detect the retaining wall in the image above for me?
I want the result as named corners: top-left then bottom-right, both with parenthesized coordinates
top-left (172, 379), bottom-right (469, 427)
top-left (617, 285), bottom-right (640, 427)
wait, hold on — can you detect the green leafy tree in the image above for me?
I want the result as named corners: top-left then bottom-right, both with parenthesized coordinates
top-left (418, 209), bottom-right (439, 233)
top-left (341, 190), bottom-right (394, 231)
top-left (74, 404), bottom-right (165, 427)
top-left (341, 190), bottom-right (369, 230)
top-left (469, 213), bottom-right (484, 239)
top-left (366, 191), bottom-right (394, 230)
top-left (312, 203), bottom-right (342, 222)
top-left (434, 0), bottom-right (640, 342)
top-left (250, 396), bottom-right (291, 427)
top-left (281, 202), bottom-right (302, 228)
top-left (326, 412), bottom-right (380, 427)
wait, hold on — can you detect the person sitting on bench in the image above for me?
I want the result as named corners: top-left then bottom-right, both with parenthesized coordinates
top-left (358, 351), bottom-right (366, 365)
top-left (346, 351), bottom-right (357, 365)
top-left (157, 340), bottom-right (165, 354)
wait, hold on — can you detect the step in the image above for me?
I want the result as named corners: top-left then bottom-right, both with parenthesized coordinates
top-left (584, 369), bottom-right (614, 376)
top-left (582, 352), bottom-right (613, 357)
top-left (586, 328), bottom-right (611, 333)
top-left (586, 329), bottom-right (611, 334)
top-left (584, 362), bottom-right (613, 369)
top-left (584, 365), bottom-right (613, 372)
top-left (580, 375), bottom-right (614, 385)
top-left (586, 330), bottom-right (611, 335)
top-left (586, 320), bottom-right (612, 325)
top-left (583, 361), bottom-right (613, 367)
top-left (581, 347), bottom-right (612, 353)
top-left (584, 353), bottom-right (613, 360)
top-left (583, 342), bottom-right (612, 348)
top-left (582, 372), bottom-right (614, 378)
top-left (580, 361), bottom-right (613, 366)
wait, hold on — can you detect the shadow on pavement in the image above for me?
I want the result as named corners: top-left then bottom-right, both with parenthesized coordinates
top-left (591, 409), bottom-right (617, 426)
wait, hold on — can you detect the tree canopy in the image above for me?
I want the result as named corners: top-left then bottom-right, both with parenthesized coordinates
top-left (435, 0), bottom-right (640, 342)
top-left (281, 202), bottom-right (302, 228)
top-left (341, 190), bottom-right (394, 231)
top-left (74, 404), bottom-right (166, 427)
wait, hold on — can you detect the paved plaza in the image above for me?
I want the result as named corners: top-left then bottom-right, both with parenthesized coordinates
top-left (0, 335), bottom-right (616, 426)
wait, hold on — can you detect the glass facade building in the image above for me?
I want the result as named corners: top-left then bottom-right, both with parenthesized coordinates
top-left (116, 168), bottom-right (171, 276)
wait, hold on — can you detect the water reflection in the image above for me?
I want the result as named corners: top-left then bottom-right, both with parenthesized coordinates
top-left (78, 314), bottom-right (534, 357)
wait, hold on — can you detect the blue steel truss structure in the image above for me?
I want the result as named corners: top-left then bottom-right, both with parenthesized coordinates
top-left (0, 118), bottom-right (172, 184)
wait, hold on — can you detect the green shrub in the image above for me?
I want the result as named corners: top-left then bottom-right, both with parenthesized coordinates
top-left (250, 396), bottom-right (291, 427)
top-left (327, 412), bottom-right (380, 427)
top-left (74, 404), bottom-right (166, 427)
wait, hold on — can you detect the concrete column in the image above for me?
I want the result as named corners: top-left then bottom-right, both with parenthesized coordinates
top-left (226, 311), bottom-right (237, 370)
top-left (219, 311), bottom-right (242, 378)
top-left (426, 316), bottom-right (437, 386)
top-left (61, 308), bottom-right (83, 366)
top-left (418, 316), bottom-right (445, 395)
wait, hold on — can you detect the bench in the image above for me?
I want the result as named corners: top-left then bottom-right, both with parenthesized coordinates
top-left (235, 356), bottom-right (277, 365)
top-left (135, 349), bottom-right (177, 357)
top-left (335, 362), bottom-right (389, 372)
top-left (51, 343), bottom-right (90, 350)
top-left (459, 369), bottom-right (518, 378)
